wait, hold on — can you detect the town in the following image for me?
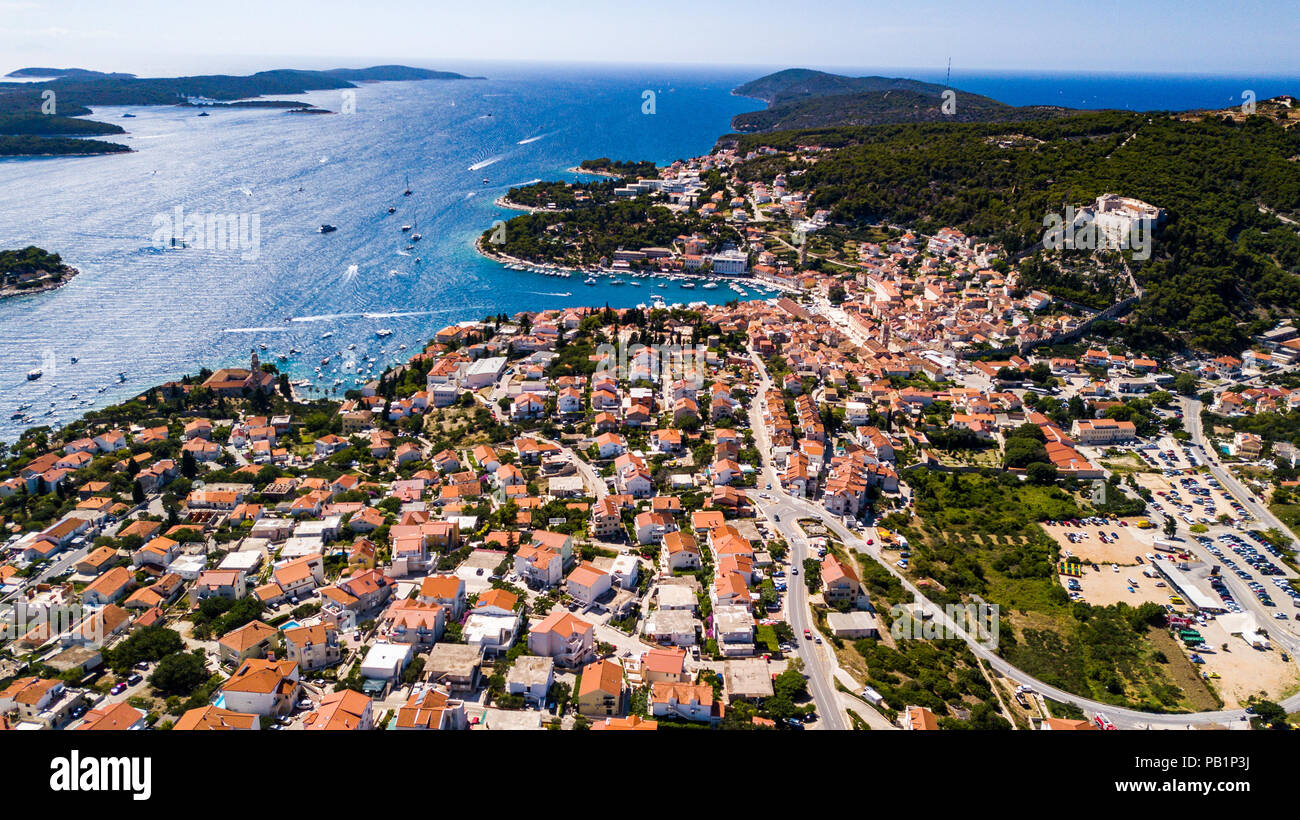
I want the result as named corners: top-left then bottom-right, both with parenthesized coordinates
top-left (3, 139), bottom-right (1300, 733)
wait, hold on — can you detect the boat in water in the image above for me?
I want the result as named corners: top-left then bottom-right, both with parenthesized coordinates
top-left (584, 277), bottom-right (597, 285)
top-left (26, 369), bottom-right (41, 380)
top-left (318, 224), bottom-right (338, 234)
top-left (376, 328), bottom-right (393, 338)
top-left (681, 282), bottom-right (696, 289)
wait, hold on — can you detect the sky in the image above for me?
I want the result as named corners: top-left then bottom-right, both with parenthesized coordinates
top-left (1, 0), bottom-right (1298, 77)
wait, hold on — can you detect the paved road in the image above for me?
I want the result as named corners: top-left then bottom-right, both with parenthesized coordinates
top-left (746, 351), bottom-right (845, 730)
top-left (744, 344), bottom-right (1300, 728)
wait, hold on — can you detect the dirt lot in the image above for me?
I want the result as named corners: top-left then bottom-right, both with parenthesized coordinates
top-left (1180, 619), bottom-right (1300, 709)
top-left (1042, 521), bottom-right (1154, 565)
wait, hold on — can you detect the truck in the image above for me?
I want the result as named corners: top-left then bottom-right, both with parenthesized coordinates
top-left (1153, 539), bottom-right (1179, 553)
top-left (860, 686), bottom-right (885, 707)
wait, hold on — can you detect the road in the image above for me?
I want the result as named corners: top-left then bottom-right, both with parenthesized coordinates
top-left (744, 344), bottom-right (1300, 728)
top-left (746, 350), bottom-right (845, 730)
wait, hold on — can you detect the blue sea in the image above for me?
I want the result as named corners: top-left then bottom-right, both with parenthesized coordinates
top-left (0, 62), bottom-right (1295, 442)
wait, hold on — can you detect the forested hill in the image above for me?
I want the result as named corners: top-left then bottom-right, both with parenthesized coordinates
top-left (731, 68), bottom-right (1073, 132)
top-left (727, 107), bottom-right (1300, 352)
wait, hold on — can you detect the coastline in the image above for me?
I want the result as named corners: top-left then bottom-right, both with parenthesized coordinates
top-left (473, 234), bottom-right (797, 297)
top-left (564, 165), bottom-right (621, 178)
top-left (0, 265), bottom-right (78, 299)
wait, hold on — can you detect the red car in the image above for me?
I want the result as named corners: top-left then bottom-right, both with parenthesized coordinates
top-left (110, 682), bottom-right (128, 695)
top-left (803, 629), bottom-right (812, 640)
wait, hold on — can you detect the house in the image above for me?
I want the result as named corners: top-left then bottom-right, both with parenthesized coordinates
top-left (662, 532), bottom-right (702, 572)
top-left (303, 689), bottom-right (373, 731)
top-left (193, 570), bottom-right (248, 604)
top-left (77, 701), bottom-right (146, 731)
top-left (81, 566), bottom-right (133, 606)
top-left (464, 589), bottom-right (522, 655)
top-left (576, 658), bottom-right (625, 718)
top-left (424, 643), bottom-right (483, 693)
top-left (75, 545), bottom-right (120, 577)
top-left (217, 620), bottom-right (279, 667)
top-left (506, 655), bottom-right (554, 705)
top-left (219, 659), bottom-right (301, 717)
top-left (381, 598), bottom-right (446, 648)
top-left (173, 705), bottom-right (261, 731)
top-left (650, 682), bottom-right (722, 724)
top-left (566, 561), bottom-right (613, 607)
top-left (282, 623), bottom-right (342, 672)
top-left (393, 686), bottom-right (468, 730)
top-left (528, 610), bottom-right (595, 667)
top-left (640, 647), bottom-right (687, 684)
top-left (821, 554), bottom-right (869, 610)
top-left (634, 511), bottom-right (677, 546)
top-left (419, 574), bottom-right (467, 620)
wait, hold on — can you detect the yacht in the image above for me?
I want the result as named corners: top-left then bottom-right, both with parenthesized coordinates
top-left (702, 281), bottom-right (718, 290)
top-left (26, 369), bottom-right (41, 380)
top-left (318, 224), bottom-right (338, 234)
top-left (117, 372), bottom-right (128, 383)
top-left (347, 343), bottom-right (356, 350)
top-left (400, 225), bottom-right (412, 232)
top-left (376, 328), bottom-right (394, 338)
top-left (70, 356), bottom-right (79, 364)
top-left (681, 282), bottom-right (696, 289)
top-left (387, 206), bottom-right (396, 214)
top-left (584, 277), bottom-right (598, 285)
top-left (321, 331), bottom-right (334, 339)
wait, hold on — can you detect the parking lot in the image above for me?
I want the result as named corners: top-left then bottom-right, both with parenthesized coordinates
top-left (1043, 517), bottom-right (1151, 565)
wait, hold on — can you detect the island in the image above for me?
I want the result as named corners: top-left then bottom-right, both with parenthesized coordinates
top-left (0, 246), bottom-right (79, 297)
top-left (0, 65), bottom-right (484, 157)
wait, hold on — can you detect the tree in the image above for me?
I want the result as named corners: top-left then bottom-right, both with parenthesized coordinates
top-left (1026, 462), bottom-right (1058, 485)
top-left (181, 450), bottom-right (197, 479)
top-left (1163, 516), bottom-right (1178, 539)
top-left (1174, 372), bottom-right (1199, 396)
top-left (149, 652), bottom-right (209, 695)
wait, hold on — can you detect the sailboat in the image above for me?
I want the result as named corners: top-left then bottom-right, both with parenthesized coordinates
top-left (403, 174), bottom-right (413, 196)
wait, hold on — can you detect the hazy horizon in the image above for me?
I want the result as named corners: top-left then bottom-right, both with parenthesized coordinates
top-left (2, 0), bottom-right (1298, 78)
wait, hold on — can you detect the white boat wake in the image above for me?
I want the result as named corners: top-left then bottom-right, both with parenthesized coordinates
top-left (468, 156), bottom-right (503, 171)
